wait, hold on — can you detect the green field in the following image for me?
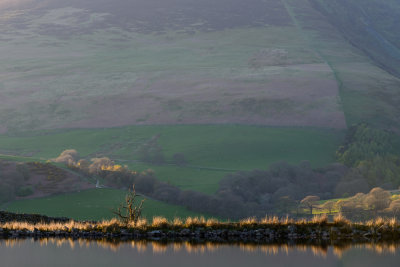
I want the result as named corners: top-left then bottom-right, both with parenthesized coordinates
top-left (0, 125), bottom-right (343, 194)
top-left (2, 188), bottom-right (205, 221)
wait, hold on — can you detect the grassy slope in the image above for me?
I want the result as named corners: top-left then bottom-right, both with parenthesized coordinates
top-left (5, 0), bottom-right (399, 219)
top-left (311, 0), bottom-right (400, 77)
top-left (2, 188), bottom-right (205, 221)
top-left (284, 0), bottom-right (400, 131)
top-left (0, 1), bottom-right (398, 131)
top-left (0, 125), bottom-right (343, 194)
top-left (0, 7), bottom-right (345, 131)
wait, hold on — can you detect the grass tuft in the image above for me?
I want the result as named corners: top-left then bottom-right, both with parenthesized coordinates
top-left (333, 213), bottom-right (350, 225)
top-left (152, 217), bottom-right (169, 228)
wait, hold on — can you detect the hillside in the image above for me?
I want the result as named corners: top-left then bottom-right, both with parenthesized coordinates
top-left (0, 125), bottom-right (342, 194)
top-left (1, 0), bottom-right (399, 133)
top-left (0, 159), bottom-right (93, 202)
top-left (1, 0), bottom-right (400, 221)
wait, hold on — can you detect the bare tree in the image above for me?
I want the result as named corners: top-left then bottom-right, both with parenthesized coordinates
top-left (300, 195), bottom-right (320, 215)
top-left (321, 200), bottom-right (336, 214)
top-left (113, 185), bottom-right (145, 226)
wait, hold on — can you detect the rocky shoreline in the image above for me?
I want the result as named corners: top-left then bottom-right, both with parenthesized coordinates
top-left (1, 212), bottom-right (400, 243)
top-left (1, 223), bottom-right (400, 243)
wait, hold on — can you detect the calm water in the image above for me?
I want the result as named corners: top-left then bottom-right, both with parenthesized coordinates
top-left (1, 239), bottom-right (400, 267)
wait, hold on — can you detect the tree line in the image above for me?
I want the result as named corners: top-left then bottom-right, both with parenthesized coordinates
top-left (50, 123), bottom-right (400, 220)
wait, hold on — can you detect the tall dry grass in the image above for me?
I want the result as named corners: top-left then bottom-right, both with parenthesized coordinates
top-left (1, 215), bottom-right (399, 232)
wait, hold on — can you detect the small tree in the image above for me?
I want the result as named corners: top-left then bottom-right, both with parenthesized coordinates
top-left (386, 199), bottom-right (400, 216)
top-left (113, 185), bottom-right (145, 226)
top-left (321, 200), bottom-right (336, 214)
top-left (300, 195), bottom-right (320, 215)
top-left (365, 187), bottom-right (391, 214)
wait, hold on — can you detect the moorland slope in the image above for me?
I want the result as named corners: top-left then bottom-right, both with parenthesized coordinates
top-left (1, 0), bottom-right (399, 132)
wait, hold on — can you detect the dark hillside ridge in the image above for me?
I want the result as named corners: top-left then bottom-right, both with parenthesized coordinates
top-left (310, 0), bottom-right (400, 78)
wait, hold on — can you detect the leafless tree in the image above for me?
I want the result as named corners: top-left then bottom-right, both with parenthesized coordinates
top-left (300, 195), bottom-right (320, 215)
top-left (113, 185), bottom-right (145, 226)
top-left (321, 200), bottom-right (336, 214)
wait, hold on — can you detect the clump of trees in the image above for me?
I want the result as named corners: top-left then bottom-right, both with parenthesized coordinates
top-left (295, 187), bottom-right (400, 220)
top-left (51, 149), bottom-right (79, 165)
top-left (336, 123), bottom-right (400, 189)
top-left (322, 187), bottom-right (400, 220)
top-left (52, 151), bottom-right (141, 188)
top-left (215, 161), bottom-right (347, 215)
top-left (50, 123), bottom-right (400, 220)
top-left (53, 149), bottom-right (400, 220)
top-left (336, 123), bottom-right (395, 166)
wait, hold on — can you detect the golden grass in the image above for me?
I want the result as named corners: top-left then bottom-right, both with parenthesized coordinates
top-left (172, 217), bottom-right (183, 227)
top-left (151, 216), bottom-right (168, 228)
top-left (260, 216), bottom-right (281, 225)
top-left (239, 217), bottom-right (257, 227)
top-left (333, 213), bottom-right (350, 225)
top-left (184, 216), bottom-right (207, 228)
top-left (1, 215), bottom-right (400, 232)
top-left (310, 214), bottom-right (328, 224)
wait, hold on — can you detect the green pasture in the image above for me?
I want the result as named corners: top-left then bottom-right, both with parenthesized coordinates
top-left (0, 125), bottom-right (343, 194)
top-left (2, 188), bottom-right (205, 221)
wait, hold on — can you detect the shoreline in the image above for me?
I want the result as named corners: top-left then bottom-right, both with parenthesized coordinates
top-left (1, 212), bottom-right (400, 243)
top-left (1, 227), bottom-right (399, 243)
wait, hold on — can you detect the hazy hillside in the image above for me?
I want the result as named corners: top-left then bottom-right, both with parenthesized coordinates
top-left (310, 0), bottom-right (400, 77)
top-left (1, 0), bottom-right (399, 133)
top-left (1, 0), bottom-right (400, 221)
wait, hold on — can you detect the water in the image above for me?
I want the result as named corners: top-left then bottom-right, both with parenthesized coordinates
top-left (1, 239), bottom-right (400, 267)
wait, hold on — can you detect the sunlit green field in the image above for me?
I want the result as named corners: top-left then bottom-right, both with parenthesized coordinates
top-left (2, 188), bottom-right (205, 221)
top-left (0, 125), bottom-right (343, 194)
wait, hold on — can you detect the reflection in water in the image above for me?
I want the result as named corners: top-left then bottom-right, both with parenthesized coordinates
top-left (1, 238), bottom-right (400, 258)
top-left (2, 238), bottom-right (400, 267)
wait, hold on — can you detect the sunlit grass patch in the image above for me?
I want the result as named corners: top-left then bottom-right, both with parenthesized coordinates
top-left (2, 214), bottom-right (400, 235)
